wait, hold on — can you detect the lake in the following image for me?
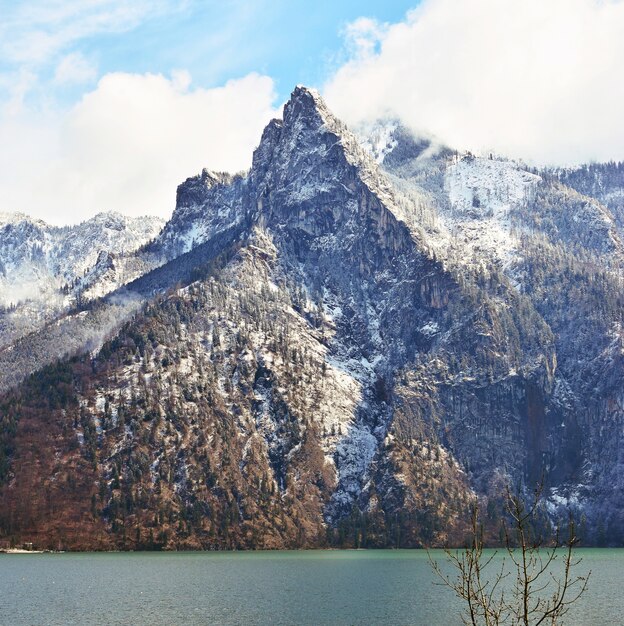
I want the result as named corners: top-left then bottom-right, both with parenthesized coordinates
top-left (0, 549), bottom-right (619, 625)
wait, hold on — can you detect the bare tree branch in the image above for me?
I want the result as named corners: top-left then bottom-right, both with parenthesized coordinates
top-left (429, 480), bottom-right (591, 625)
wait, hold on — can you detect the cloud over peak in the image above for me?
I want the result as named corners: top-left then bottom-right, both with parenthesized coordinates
top-left (0, 72), bottom-right (278, 224)
top-left (324, 0), bottom-right (624, 165)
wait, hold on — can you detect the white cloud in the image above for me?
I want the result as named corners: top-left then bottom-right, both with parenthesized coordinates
top-left (0, 71), bottom-right (278, 224)
top-left (1, 69), bottom-right (38, 115)
top-left (0, 1), bottom-right (182, 66)
top-left (0, 1), bottom-right (193, 116)
top-left (54, 52), bottom-right (97, 85)
top-left (341, 17), bottom-right (389, 59)
top-left (324, 0), bottom-right (624, 165)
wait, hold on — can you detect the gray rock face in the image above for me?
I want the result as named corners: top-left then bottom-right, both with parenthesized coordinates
top-left (156, 170), bottom-right (247, 260)
top-left (372, 118), bottom-right (624, 542)
top-left (552, 162), bottom-right (624, 237)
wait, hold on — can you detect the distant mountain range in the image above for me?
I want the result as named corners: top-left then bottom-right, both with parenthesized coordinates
top-left (0, 86), bottom-right (623, 550)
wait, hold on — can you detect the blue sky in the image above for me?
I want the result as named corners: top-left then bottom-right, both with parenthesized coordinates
top-left (0, 0), bottom-right (418, 111)
top-left (89, 1), bottom-right (417, 100)
top-left (1, 0), bottom-right (623, 224)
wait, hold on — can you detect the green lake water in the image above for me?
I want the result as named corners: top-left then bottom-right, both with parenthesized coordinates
top-left (0, 549), bottom-right (618, 625)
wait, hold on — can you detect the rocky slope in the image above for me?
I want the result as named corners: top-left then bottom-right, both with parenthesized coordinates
top-left (0, 88), bottom-right (623, 549)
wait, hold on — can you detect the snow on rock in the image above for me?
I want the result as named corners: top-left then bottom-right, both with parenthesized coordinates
top-left (423, 154), bottom-right (542, 271)
top-left (445, 154), bottom-right (539, 218)
top-left (0, 211), bottom-right (163, 308)
top-left (0, 211), bottom-right (163, 351)
top-left (356, 120), bottom-right (399, 164)
top-left (157, 170), bottom-right (246, 259)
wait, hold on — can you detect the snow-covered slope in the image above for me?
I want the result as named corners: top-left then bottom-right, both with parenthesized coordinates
top-left (0, 211), bottom-right (163, 307)
top-left (438, 154), bottom-right (540, 269)
top-left (0, 211), bottom-right (163, 349)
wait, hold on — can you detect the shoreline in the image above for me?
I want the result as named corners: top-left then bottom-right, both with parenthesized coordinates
top-left (0, 548), bottom-right (62, 554)
top-left (0, 546), bottom-right (619, 554)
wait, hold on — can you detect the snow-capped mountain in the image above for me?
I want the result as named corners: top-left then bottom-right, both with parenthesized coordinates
top-left (0, 87), bottom-right (623, 550)
top-left (0, 211), bottom-right (163, 348)
top-left (0, 211), bottom-right (164, 306)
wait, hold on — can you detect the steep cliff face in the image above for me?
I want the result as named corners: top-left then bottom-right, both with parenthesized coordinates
top-left (0, 87), bottom-right (623, 549)
top-left (156, 170), bottom-right (248, 260)
top-left (552, 162), bottom-right (624, 237)
top-left (375, 122), bottom-right (624, 542)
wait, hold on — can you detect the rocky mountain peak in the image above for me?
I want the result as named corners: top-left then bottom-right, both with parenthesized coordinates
top-left (0, 211), bottom-right (43, 227)
top-left (165, 85), bottom-right (398, 256)
top-left (251, 119), bottom-right (283, 177)
top-left (175, 169), bottom-right (235, 210)
top-left (0, 209), bottom-right (163, 310)
top-left (249, 85), bottom-right (397, 223)
top-left (283, 85), bottom-right (331, 128)
top-left (278, 85), bottom-right (373, 169)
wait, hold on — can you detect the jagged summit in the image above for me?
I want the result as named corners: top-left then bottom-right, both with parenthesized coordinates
top-left (285, 85), bottom-right (331, 123)
top-left (293, 84), bottom-right (320, 95)
top-left (0, 209), bottom-right (162, 232)
top-left (251, 87), bottom-right (329, 174)
top-left (164, 84), bottom-right (399, 256)
top-left (0, 211), bottom-right (47, 228)
top-left (291, 84), bottom-right (322, 101)
top-left (279, 85), bottom-right (378, 169)
top-left (175, 169), bottom-right (235, 210)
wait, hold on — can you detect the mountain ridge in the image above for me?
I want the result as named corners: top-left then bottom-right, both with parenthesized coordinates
top-left (0, 86), bottom-right (623, 549)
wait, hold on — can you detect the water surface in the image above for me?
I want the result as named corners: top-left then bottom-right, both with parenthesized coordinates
top-left (0, 549), bottom-right (616, 625)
